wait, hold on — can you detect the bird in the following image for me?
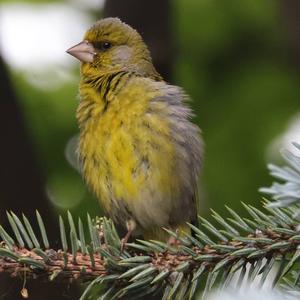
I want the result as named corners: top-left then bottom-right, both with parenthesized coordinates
top-left (67, 17), bottom-right (203, 245)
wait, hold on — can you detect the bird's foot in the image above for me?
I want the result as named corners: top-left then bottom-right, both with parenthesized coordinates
top-left (121, 219), bottom-right (136, 252)
top-left (167, 229), bottom-right (181, 247)
top-left (121, 232), bottom-right (131, 252)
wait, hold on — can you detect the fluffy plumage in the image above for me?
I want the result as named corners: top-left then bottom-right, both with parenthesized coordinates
top-left (67, 18), bottom-right (203, 241)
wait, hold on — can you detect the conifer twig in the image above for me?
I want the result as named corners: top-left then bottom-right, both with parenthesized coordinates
top-left (0, 247), bottom-right (105, 281)
top-left (0, 205), bottom-right (299, 299)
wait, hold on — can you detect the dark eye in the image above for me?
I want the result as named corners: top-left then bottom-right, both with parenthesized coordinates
top-left (93, 41), bottom-right (112, 51)
top-left (102, 42), bottom-right (112, 50)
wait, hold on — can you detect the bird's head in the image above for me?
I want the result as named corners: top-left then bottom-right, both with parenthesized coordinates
top-left (67, 18), bottom-right (161, 79)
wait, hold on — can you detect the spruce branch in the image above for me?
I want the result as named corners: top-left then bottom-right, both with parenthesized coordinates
top-left (0, 204), bottom-right (300, 299)
top-left (0, 247), bottom-right (105, 281)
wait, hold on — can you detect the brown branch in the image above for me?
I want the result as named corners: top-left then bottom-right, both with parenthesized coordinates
top-left (1, 225), bottom-right (300, 284)
top-left (0, 247), bottom-right (106, 281)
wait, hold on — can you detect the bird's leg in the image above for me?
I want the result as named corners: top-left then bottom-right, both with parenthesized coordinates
top-left (121, 219), bottom-right (136, 251)
top-left (167, 228), bottom-right (180, 247)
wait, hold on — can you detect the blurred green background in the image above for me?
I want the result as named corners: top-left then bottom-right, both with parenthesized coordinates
top-left (0, 0), bottom-right (300, 298)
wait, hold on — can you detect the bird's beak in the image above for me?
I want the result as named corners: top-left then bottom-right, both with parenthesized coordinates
top-left (66, 40), bottom-right (96, 63)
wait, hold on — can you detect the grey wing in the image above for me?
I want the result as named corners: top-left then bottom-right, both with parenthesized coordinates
top-left (151, 85), bottom-right (204, 226)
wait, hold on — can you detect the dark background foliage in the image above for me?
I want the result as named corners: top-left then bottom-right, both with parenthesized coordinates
top-left (0, 0), bottom-right (299, 298)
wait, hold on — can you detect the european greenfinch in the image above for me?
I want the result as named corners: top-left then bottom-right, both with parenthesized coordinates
top-left (67, 18), bottom-right (203, 244)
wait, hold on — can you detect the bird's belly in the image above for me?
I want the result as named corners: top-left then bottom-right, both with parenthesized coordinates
top-left (79, 116), bottom-right (181, 230)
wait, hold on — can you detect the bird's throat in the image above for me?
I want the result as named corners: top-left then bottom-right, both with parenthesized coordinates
top-left (77, 71), bottom-right (131, 128)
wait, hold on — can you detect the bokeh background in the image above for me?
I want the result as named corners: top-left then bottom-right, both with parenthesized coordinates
top-left (0, 0), bottom-right (300, 299)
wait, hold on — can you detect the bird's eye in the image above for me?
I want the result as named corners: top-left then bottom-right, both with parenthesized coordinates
top-left (102, 42), bottom-right (112, 50)
top-left (93, 41), bottom-right (112, 51)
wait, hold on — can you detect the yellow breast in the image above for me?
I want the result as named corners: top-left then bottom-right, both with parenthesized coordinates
top-left (77, 75), bottom-right (175, 218)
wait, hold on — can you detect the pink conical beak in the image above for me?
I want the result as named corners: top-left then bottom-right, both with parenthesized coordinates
top-left (66, 40), bottom-right (96, 63)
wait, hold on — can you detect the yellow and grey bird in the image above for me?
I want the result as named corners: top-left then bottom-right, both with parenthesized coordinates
top-left (67, 18), bottom-right (203, 243)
